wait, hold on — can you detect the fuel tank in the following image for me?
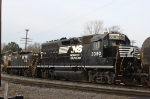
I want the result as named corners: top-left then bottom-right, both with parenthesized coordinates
top-left (141, 37), bottom-right (150, 72)
top-left (55, 71), bottom-right (88, 81)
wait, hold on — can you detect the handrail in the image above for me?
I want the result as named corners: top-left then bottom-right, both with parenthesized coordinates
top-left (115, 46), bottom-right (118, 73)
top-left (141, 53), bottom-right (145, 65)
top-left (34, 58), bottom-right (38, 71)
top-left (120, 54), bottom-right (125, 71)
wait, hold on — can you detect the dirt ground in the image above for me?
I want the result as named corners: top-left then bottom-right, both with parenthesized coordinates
top-left (0, 81), bottom-right (131, 99)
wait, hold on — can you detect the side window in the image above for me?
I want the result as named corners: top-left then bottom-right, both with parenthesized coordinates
top-left (3, 56), bottom-right (6, 60)
top-left (104, 39), bottom-right (108, 48)
top-left (93, 41), bottom-right (101, 50)
top-left (110, 41), bottom-right (116, 46)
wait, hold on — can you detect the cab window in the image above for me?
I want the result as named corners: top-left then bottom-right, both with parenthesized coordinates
top-left (110, 41), bottom-right (116, 46)
top-left (110, 40), bottom-right (125, 46)
top-left (104, 39), bottom-right (108, 48)
top-left (93, 41), bottom-right (100, 50)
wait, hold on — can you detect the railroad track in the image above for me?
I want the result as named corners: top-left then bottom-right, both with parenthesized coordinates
top-left (1, 75), bottom-right (150, 97)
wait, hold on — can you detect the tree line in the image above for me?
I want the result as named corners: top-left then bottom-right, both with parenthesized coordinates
top-left (1, 42), bottom-right (41, 53)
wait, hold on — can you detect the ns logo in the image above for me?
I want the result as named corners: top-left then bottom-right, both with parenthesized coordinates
top-left (71, 45), bottom-right (83, 53)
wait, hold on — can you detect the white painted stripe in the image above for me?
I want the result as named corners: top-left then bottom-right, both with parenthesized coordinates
top-left (7, 65), bottom-right (114, 69)
top-left (59, 46), bottom-right (70, 54)
top-left (37, 65), bottom-right (113, 68)
top-left (119, 46), bottom-right (140, 57)
top-left (7, 66), bottom-right (29, 67)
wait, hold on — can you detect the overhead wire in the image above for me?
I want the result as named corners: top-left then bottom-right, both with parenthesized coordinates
top-left (2, 30), bottom-right (25, 36)
top-left (39, 0), bottom-right (137, 39)
top-left (34, 0), bottom-right (138, 39)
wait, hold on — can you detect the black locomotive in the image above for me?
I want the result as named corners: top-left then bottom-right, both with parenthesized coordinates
top-left (3, 31), bottom-right (150, 86)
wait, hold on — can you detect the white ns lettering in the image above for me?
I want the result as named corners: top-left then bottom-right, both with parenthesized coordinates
top-left (71, 45), bottom-right (83, 53)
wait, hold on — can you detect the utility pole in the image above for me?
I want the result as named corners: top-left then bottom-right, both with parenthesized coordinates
top-left (21, 29), bottom-right (32, 52)
top-left (131, 40), bottom-right (136, 46)
top-left (25, 29), bottom-right (29, 51)
top-left (0, 0), bottom-right (2, 86)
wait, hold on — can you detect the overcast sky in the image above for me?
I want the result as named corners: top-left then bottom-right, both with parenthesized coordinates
top-left (2, 0), bottom-right (150, 48)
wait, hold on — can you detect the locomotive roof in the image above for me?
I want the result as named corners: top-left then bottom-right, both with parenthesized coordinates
top-left (42, 32), bottom-right (127, 45)
top-left (42, 36), bottom-right (81, 45)
top-left (19, 52), bottom-right (32, 54)
top-left (91, 34), bottom-right (107, 41)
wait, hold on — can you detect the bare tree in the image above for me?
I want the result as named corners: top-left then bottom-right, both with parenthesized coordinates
top-left (106, 25), bottom-right (123, 33)
top-left (26, 42), bottom-right (41, 53)
top-left (83, 20), bottom-right (104, 35)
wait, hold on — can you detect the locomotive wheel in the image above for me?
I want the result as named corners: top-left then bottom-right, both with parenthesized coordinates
top-left (114, 82), bottom-right (120, 85)
top-left (142, 82), bottom-right (149, 88)
top-left (141, 79), bottom-right (149, 87)
top-left (42, 71), bottom-right (48, 79)
top-left (108, 81), bottom-right (112, 85)
top-left (141, 77), bottom-right (150, 88)
top-left (10, 69), bottom-right (13, 75)
top-left (91, 77), bottom-right (96, 83)
top-left (23, 70), bottom-right (27, 77)
top-left (49, 72), bottom-right (56, 80)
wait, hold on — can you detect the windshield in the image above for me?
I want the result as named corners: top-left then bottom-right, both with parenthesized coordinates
top-left (110, 40), bottom-right (126, 46)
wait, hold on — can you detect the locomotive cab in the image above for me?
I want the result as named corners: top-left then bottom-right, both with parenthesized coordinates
top-left (89, 32), bottom-right (133, 69)
top-left (88, 32), bottom-right (140, 84)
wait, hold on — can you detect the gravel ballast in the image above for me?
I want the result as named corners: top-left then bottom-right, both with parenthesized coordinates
top-left (0, 80), bottom-right (131, 99)
top-left (1, 74), bottom-right (139, 99)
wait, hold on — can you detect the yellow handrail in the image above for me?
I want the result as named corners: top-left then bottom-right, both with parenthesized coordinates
top-left (120, 54), bottom-right (125, 71)
top-left (141, 52), bottom-right (145, 65)
top-left (115, 46), bottom-right (119, 73)
top-left (34, 58), bottom-right (38, 71)
top-left (4, 60), bottom-right (8, 69)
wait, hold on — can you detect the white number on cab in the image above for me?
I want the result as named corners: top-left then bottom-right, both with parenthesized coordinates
top-left (91, 51), bottom-right (101, 57)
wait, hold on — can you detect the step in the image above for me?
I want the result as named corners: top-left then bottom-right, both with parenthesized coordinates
top-left (115, 80), bottom-right (121, 82)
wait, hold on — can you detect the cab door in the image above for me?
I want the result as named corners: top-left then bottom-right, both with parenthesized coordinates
top-left (103, 39), bottom-right (109, 57)
top-left (90, 40), bottom-right (102, 65)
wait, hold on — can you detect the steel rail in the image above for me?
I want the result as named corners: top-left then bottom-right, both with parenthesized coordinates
top-left (1, 76), bottom-right (150, 97)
